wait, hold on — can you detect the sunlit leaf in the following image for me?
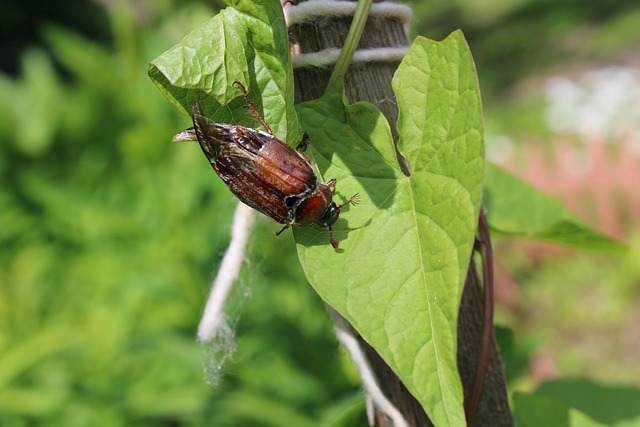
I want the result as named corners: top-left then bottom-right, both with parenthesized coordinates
top-left (148, 0), bottom-right (301, 144)
top-left (295, 31), bottom-right (484, 426)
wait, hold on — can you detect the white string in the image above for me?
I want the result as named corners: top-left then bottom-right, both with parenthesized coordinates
top-left (284, 1), bottom-right (412, 31)
top-left (330, 309), bottom-right (410, 427)
top-left (292, 46), bottom-right (409, 69)
top-left (197, 202), bottom-right (255, 342)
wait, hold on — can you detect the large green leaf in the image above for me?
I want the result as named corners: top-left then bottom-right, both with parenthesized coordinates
top-left (295, 31), bottom-right (484, 426)
top-left (147, 0), bottom-right (301, 144)
top-left (484, 163), bottom-right (626, 253)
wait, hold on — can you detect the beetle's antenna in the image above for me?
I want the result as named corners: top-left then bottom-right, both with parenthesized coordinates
top-left (338, 193), bottom-right (360, 210)
top-left (233, 80), bottom-right (275, 136)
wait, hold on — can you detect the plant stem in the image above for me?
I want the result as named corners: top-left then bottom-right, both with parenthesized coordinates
top-left (325, 0), bottom-right (373, 91)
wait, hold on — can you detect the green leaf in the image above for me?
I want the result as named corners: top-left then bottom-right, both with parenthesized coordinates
top-left (537, 379), bottom-right (640, 426)
top-left (295, 31), bottom-right (484, 426)
top-left (147, 0), bottom-right (301, 144)
top-left (484, 163), bottom-right (627, 253)
top-left (513, 392), bottom-right (608, 427)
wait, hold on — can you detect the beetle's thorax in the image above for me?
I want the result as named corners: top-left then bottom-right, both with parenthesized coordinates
top-left (293, 182), bottom-right (337, 226)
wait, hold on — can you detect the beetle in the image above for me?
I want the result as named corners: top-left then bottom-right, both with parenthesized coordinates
top-left (182, 80), bottom-right (359, 248)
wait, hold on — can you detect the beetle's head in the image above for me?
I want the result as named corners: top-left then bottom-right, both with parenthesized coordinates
top-left (316, 202), bottom-right (340, 228)
top-left (314, 188), bottom-right (360, 249)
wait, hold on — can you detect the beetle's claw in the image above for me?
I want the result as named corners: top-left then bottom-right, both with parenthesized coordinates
top-left (329, 225), bottom-right (339, 249)
top-left (233, 80), bottom-right (248, 95)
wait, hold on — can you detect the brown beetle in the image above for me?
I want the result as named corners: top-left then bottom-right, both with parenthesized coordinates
top-left (184, 81), bottom-right (358, 248)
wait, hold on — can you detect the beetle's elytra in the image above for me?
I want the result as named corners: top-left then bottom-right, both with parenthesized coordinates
top-left (186, 81), bottom-right (359, 248)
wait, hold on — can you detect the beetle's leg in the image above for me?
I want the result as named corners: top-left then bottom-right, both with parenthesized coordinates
top-left (275, 224), bottom-right (290, 236)
top-left (295, 132), bottom-right (309, 151)
top-left (233, 80), bottom-right (275, 136)
top-left (338, 193), bottom-right (360, 210)
top-left (326, 179), bottom-right (337, 193)
top-left (327, 191), bottom-right (360, 249)
top-left (329, 225), bottom-right (339, 249)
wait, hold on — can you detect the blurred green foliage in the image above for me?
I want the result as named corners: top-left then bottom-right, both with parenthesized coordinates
top-left (496, 232), bottom-right (640, 388)
top-left (414, 0), bottom-right (640, 137)
top-left (0, 1), bottom-right (365, 425)
top-left (414, 0), bottom-right (640, 94)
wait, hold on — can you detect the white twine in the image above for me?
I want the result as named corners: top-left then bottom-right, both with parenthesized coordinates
top-left (285, 0), bottom-right (412, 70)
top-left (330, 310), bottom-right (410, 427)
top-left (292, 46), bottom-right (409, 69)
top-left (284, 0), bottom-right (412, 30)
top-left (197, 202), bottom-right (255, 342)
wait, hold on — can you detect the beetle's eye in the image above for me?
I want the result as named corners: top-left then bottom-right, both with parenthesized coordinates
top-left (317, 203), bottom-right (339, 227)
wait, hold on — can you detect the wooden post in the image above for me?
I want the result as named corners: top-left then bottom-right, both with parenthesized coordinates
top-left (285, 1), bottom-right (513, 425)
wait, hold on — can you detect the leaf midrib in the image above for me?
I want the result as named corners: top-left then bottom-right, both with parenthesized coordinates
top-left (407, 178), bottom-right (453, 426)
